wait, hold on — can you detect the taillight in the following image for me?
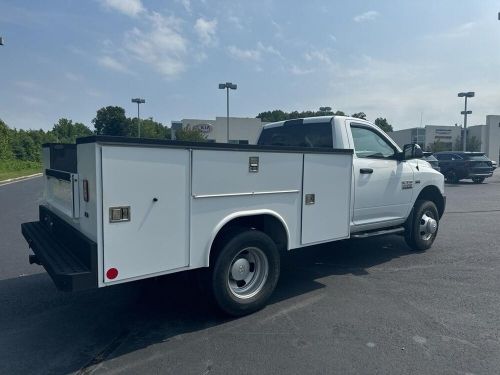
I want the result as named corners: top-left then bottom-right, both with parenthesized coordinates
top-left (83, 179), bottom-right (89, 202)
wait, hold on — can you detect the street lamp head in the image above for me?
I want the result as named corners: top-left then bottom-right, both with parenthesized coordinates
top-left (219, 82), bottom-right (237, 90)
top-left (458, 92), bottom-right (475, 98)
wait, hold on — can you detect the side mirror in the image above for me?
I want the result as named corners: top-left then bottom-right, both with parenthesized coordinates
top-left (400, 143), bottom-right (423, 160)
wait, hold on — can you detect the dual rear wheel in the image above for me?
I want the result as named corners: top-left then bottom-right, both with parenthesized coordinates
top-left (209, 229), bottom-right (280, 316)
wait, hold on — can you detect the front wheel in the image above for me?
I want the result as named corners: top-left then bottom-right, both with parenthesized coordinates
top-left (211, 229), bottom-right (280, 316)
top-left (472, 177), bottom-right (485, 184)
top-left (405, 200), bottom-right (439, 251)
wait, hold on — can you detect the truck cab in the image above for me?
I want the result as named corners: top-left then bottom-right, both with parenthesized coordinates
top-left (258, 116), bottom-right (445, 234)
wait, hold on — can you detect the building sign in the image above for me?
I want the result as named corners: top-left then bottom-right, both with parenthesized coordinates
top-left (193, 124), bottom-right (213, 134)
top-left (435, 129), bottom-right (452, 135)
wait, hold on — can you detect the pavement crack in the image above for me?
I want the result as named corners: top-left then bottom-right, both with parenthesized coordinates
top-left (76, 329), bottom-right (130, 375)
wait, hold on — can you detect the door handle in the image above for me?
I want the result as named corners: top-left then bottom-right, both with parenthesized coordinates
top-left (360, 168), bottom-right (373, 174)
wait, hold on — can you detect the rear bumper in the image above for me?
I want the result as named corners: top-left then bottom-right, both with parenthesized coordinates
top-left (467, 173), bottom-right (493, 178)
top-left (21, 205), bottom-right (98, 291)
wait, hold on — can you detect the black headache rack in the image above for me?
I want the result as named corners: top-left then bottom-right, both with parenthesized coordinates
top-left (21, 205), bottom-right (98, 291)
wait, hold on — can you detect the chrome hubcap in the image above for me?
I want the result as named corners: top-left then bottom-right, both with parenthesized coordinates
top-left (228, 247), bottom-right (269, 299)
top-left (419, 211), bottom-right (437, 241)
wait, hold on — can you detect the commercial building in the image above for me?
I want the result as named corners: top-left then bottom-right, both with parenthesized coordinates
top-left (171, 117), bottom-right (267, 144)
top-left (389, 125), bottom-right (462, 151)
top-left (388, 115), bottom-right (500, 162)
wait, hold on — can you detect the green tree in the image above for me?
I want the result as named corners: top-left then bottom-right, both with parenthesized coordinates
top-left (174, 126), bottom-right (207, 142)
top-left (0, 119), bottom-right (13, 160)
top-left (129, 117), bottom-right (171, 139)
top-left (51, 118), bottom-right (92, 143)
top-left (93, 106), bottom-right (131, 136)
top-left (427, 140), bottom-right (451, 153)
top-left (256, 108), bottom-right (347, 122)
top-left (10, 130), bottom-right (39, 161)
top-left (453, 135), bottom-right (482, 152)
top-left (467, 136), bottom-right (481, 152)
top-left (351, 112), bottom-right (367, 119)
top-left (374, 117), bottom-right (393, 133)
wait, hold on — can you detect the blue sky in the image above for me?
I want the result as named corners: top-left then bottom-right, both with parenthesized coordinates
top-left (1, 0), bottom-right (500, 131)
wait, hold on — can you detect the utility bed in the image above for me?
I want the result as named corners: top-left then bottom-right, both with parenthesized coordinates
top-left (24, 135), bottom-right (353, 290)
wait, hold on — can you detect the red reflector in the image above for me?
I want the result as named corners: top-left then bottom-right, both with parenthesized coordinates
top-left (106, 268), bottom-right (118, 280)
top-left (83, 179), bottom-right (89, 202)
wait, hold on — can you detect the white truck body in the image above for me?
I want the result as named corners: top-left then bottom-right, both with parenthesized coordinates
top-left (23, 116), bottom-right (445, 314)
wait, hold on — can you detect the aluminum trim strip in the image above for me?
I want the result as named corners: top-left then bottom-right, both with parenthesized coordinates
top-left (193, 189), bottom-right (300, 199)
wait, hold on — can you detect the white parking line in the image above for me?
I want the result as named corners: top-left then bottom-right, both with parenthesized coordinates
top-left (0, 173), bottom-right (43, 187)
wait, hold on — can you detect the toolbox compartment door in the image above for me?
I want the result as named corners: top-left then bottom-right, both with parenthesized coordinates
top-left (101, 146), bottom-right (190, 282)
top-left (301, 153), bottom-right (352, 245)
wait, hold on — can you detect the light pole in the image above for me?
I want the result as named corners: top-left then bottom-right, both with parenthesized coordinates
top-left (0, 37), bottom-right (4, 46)
top-left (131, 98), bottom-right (145, 137)
top-left (218, 82), bottom-right (237, 143)
top-left (457, 92), bottom-right (474, 151)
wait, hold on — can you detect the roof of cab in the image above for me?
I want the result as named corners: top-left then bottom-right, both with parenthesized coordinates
top-left (262, 115), bottom-right (365, 130)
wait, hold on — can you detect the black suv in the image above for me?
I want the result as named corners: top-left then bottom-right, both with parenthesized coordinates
top-left (434, 152), bottom-right (494, 183)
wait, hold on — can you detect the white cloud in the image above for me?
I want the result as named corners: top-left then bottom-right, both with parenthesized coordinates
top-left (290, 65), bottom-right (314, 75)
top-left (100, 0), bottom-right (144, 17)
top-left (228, 15), bottom-right (243, 30)
top-left (64, 72), bottom-right (82, 81)
top-left (353, 10), bottom-right (379, 23)
top-left (179, 0), bottom-right (191, 13)
top-left (18, 94), bottom-right (46, 106)
top-left (227, 42), bottom-right (283, 63)
top-left (15, 80), bottom-right (39, 90)
top-left (329, 34), bottom-right (337, 42)
top-left (98, 56), bottom-right (130, 73)
top-left (124, 12), bottom-right (188, 77)
top-left (227, 45), bottom-right (261, 61)
top-left (194, 18), bottom-right (218, 46)
top-left (257, 42), bottom-right (283, 59)
top-left (304, 49), bottom-right (334, 66)
top-left (434, 22), bottom-right (476, 39)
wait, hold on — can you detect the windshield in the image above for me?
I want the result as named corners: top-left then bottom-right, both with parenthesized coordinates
top-left (464, 155), bottom-right (489, 161)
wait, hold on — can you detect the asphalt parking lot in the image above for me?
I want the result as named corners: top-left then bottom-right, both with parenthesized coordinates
top-left (1, 172), bottom-right (500, 375)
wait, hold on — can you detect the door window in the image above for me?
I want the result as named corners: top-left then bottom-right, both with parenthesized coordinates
top-left (435, 153), bottom-right (451, 160)
top-left (351, 125), bottom-right (395, 159)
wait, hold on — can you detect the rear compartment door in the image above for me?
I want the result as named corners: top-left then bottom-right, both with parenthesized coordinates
top-left (101, 146), bottom-right (190, 282)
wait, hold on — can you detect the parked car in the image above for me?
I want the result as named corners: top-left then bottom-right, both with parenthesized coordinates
top-left (434, 151), bottom-right (494, 183)
top-left (492, 160), bottom-right (497, 170)
top-left (422, 152), bottom-right (440, 172)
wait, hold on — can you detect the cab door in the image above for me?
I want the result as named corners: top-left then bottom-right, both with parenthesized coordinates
top-left (349, 122), bottom-right (414, 226)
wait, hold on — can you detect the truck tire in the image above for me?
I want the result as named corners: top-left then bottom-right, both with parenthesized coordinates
top-left (445, 170), bottom-right (459, 184)
top-left (472, 177), bottom-right (485, 184)
top-left (211, 229), bottom-right (280, 316)
top-left (405, 200), bottom-right (439, 251)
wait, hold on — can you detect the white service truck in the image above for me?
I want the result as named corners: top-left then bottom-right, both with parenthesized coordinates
top-left (22, 116), bottom-right (445, 316)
